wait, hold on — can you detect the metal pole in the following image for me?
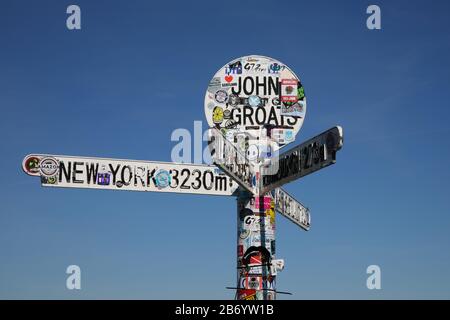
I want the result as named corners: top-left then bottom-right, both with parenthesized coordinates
top-left (236, 191), bottom-right (276, 300)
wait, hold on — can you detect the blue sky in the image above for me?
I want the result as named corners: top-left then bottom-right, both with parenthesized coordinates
top-left (1, 0), bottom-right (450, 299)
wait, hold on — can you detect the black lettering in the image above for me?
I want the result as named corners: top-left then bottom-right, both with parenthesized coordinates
top-left (203, 170), bottom-right (214, 190)
top-left (313, 142), bottom-right (321, 164)
top-left (72, 161), bottom-right (83, 183)
top-left (171, 169), bottom-right (179, 188)
top-left (255, 76), bottom-right (266, 95)
top-left (180, 168), bottom-right (190, 189)
top-left (243, 106), bottom-right (254, 125)
top-left (269, 77), bottom-right (279, 95)
top-left (243, 77), bottom-right (254, 95)
top-left (191, 169), bottom-right (201, 189)
top-left (306, 144), bottom-right (313, 168)
top-left (134, 167), bottom-right (146, 187)
top-left (121, 166), bottom-right (133, 186)
top-left (232, 77), bottom-right (242, 95)
top-left (267, 106), bottom-right (279, 125)
top-left (255, 107), bottom-right (266, 125)
top-left (148, 168), bottom-right (156, 186)
top-left (215, 176), bottom-right (227, 191)
top-left (59, 161), bottom-right (71, 183)
top-left (86, 163), bottom-right (99, 184)
top-left (286, 116), bottom-right (298, 126)
top-left (109, 163), bottom-right (121, 184)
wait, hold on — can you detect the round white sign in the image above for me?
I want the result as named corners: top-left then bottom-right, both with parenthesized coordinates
top-left (204, 55), bottom-right (306, 153)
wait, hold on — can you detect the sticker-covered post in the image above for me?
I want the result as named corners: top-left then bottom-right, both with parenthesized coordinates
top-left (236, 192), bottom-right (278, 300)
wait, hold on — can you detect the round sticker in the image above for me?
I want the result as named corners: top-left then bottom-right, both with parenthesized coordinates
top-left (155, 169), bottom-right (171, 189)
top-left (215, 90), bottom-right (228, 104)
top-left (23, 156), bottom-right (40, 175)
top-left (39, 157), bottom-right (59, 177)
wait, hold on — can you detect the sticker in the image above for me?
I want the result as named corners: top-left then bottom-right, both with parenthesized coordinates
top-left (243, 215), bottom-right (257, 230)
top-left (96, 164), bottom-right (111, 185)
top-left (247, 265), bottom-right (264, 275)
top-left (280, 79), bottom-right (298, 103)
top-left (244, 293), bottom-right (256, 300)
top-left (249, 253), bottom-right (262, 265)
top-left (268, 63), bottom-right (282, 74)
top-left (239, 229), bottom-right (250, 240)
top-left (272, 129), bottom-right (294, 144)
top-left (281, 100), bottom-right (306, 117)
top-left (227, 94), bottom-right (240, 107)
top-left (23, 156), bottom-right (40, 175)
top-left (262, 275), bottom-right (276, 290)
top-left (285, 130), bottom-right (294, 141)
top-left (266, 291), bottom-right (276, 300)
top-left (154, 169), bottom-right (171, 189)
top-left (238, 245), bottom-right (243, 257)
top-left (247, 145), bottom-right (259, 161)
top-left (97, 172), bottom-right (111, 185)
top-left (225, 61), bottom-right (243, 75)
top-left (41, 175), bottom-right (57, 185)
top-left (256, 291), bottom-right (264, 300)
top-left (243, 62), bottom-right (268, 73)
top-left (215, 90), bottom-right (228, 104)
top-left (253, 196), bottom-right (272, 210)
top-left (237, 289), bottom-right (256, 300)
top-left (224, 119), bottom-right (237, 129)
top-left (248, 95), bottom-right (262, 108)
top-left (240, 208), bottom-right (253, 220)
top-left (249, 234), bottom-right (274, 249)
top-left (246, 276), bottom-right (263, 290)
top-left (223, 109), bottom-right (231, 119)
top-left (208, 77), bottom-right (221, 93)
top-left (267, 207), bottom-right (275, 225)
top-left (212, 106), bottom-right (224, 124)
top-left (224, 75), bottom-right (233, 83)
top-left (39, 157), bottom-right (59, 177)
top-left (243, 246), bottom-right (271, 267)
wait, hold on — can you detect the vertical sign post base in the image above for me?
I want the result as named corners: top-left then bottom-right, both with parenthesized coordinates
top-left (236, 192), bottom-right (277, 300)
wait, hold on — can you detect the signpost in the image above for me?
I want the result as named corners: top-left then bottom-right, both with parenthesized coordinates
top-left (23, 54), bottom-right (343, 300)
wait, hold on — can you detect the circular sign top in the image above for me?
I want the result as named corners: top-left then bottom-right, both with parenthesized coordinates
top-left (204, 55), bottom-right (306, 149)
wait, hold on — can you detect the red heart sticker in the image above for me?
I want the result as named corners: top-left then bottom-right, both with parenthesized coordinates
top-left (225, 75), bottom-right (233, 83)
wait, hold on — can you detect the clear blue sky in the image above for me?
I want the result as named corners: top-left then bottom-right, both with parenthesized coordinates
top-left (1, 0), bottom-right (450, 299)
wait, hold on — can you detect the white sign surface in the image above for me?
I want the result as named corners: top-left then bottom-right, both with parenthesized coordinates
top-left (273, 188), bottom-right (310, 231)
top-left (22, 154), bottom-right (239, 196)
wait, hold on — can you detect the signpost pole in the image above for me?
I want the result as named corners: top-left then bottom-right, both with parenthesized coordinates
top-left (236, 192), bottom-right (277, 300)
